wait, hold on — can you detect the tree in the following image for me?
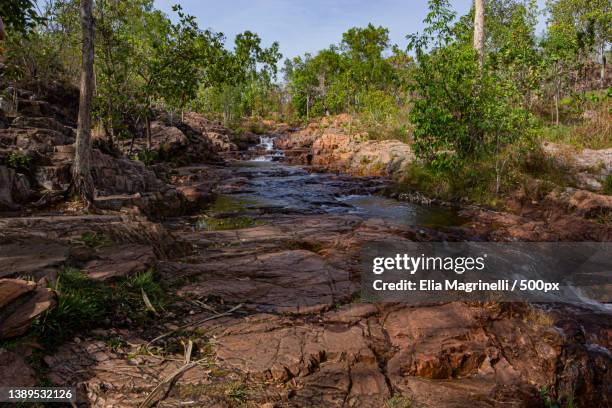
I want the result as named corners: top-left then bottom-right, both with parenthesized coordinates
top-left (283, 24), bottom-right (397, 120)
top-left (407, 0), bottom-right (530, 170)
top-left (194, 30), bottom-right (282, 124)
top-left (94, 0), bottom-right (152, 145)
top-left (0, 0), bottom-right (42, 34)
top-left (130, 5), bottom-right (227, 146)
top-left (0, 17), bottom-right (5, 41)
top-left (474, 0), bottom-right (485, 68)
top-left (488, 1), bottom-right (542, 111)
top-left (546, 0), bottom-right (611, 82)
top-left (71, 0), bottom-right (95, 206)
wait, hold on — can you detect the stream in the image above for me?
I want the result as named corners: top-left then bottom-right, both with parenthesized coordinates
top-left (198, 136), bottom-right (610, 312)
top-left (210, 135), bottom-right (464, 228)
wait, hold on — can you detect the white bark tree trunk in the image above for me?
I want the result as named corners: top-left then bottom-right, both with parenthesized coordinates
top-left (473, 0), bottom-right (485, 69)
top-left (72, 0), bottom-right (95, 206)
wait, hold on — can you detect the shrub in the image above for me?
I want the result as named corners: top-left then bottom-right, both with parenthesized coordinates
top-left (134, 148), bottom-right (158, 166)
top-left (6, 150), bottom-right (31, 169)
top-left (407, 0), bottom-right (533, 172)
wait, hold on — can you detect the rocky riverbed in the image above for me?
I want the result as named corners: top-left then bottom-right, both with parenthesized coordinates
top-left (0, 93), bottom-right (611, 407)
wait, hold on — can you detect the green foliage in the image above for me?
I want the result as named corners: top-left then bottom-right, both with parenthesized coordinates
top-left (33, 267), bottom-right (167, 348)
top-left (134, 148), bottom-right (158, 166)
top-left (225, 382), bottom-right (248, 403)
top-left (207, 194), bottom-right (254, 213)
top-left (121, 269), bottom-right (166, 310)
top-left (74, 231), bottom-right (112, 248)
top-left (6, 150), bottom-right (31, 169)
top-left (385, 396), bottom-right (414, 408)
top-left (34, 268), bottom-right (112, 345)
top-left (399, 138), bottom-right (554, 207)
top-left (196, 216), bottom-right (261, 231)
top-left (604, 174), bottom-right (612, 195)
top-left (546, 0), bottom-right (611, 60)
top-left (283, 24), bottom-right (405, 120)
top-left (193, 31), bottom-right (282, 123)
top-left (407, 0), bottom-right (533, 171)
top-left (539, 386), bottom-right (576, 408)
top-left (537, 92), bottom-right (611, 149)
top-left (0, 0), bottom-right (43, 33)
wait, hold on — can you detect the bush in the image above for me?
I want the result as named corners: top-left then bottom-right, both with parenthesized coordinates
top-left (407, 0), bottom-right (533, 172)
top-left (409, 41), bottom-right (531, 171)
top-left (6, 150), bottom-right (31, 169)
top-left (134, 148), bottom-right (158, 166)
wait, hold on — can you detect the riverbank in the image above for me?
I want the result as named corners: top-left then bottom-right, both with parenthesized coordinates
top-left (0, 92), bottom-right (610, 407)
top-left (274, 114), bottom-right (611, 230)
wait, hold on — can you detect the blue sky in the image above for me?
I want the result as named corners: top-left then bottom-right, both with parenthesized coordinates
top-left (153, 0), bottom-right (546, 61)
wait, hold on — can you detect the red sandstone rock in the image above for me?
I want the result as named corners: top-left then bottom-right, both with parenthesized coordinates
top-left (0, 349), bottom-right (37, 387)
top-left (0, 279), bottom-right (56, 339)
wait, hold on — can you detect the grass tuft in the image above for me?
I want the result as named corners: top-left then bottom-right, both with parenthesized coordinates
top-left (32, 267), bottom-right (168, 349)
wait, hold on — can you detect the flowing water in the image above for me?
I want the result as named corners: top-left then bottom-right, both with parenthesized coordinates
top-left (249, 136), bottom-right (285, 162)
top-left (198, 136), bottom-right (612, 312)
top-left (216, 135), bottom-right (464, 227)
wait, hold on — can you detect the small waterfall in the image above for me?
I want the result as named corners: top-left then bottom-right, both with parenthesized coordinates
top-left (259, 136), bottom-right (274, 151)
top-left (250, 135), bottom-right (284, 162)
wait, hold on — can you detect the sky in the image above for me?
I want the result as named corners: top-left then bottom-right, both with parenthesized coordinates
top-left (153, 0), bottom-right (547, 61)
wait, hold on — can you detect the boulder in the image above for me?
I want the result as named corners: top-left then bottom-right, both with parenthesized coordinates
top-left (311, 132), bottom-right (415, 178)
top-left (12, 116), bottom-right (75, 138)
top-left (385, 303), bottom-right (488, 380)
top-left (275, 120), bottom-right (415, 178)
top-left (0, 279), bottom-right (56, 339)
top-left (0, 127), bottom-right (73, 153)
top-left (184, 111), bottom-right (258, 150)
top-left (82, 244), bottom-right (156, 281)
top-left (124, 119), bottom-right (220, 164)
top-left (548, 187), bottom-right (612, 218)
top-left (175, 183), bottom-right (214, 209)
top-left (0, 165), bottom-right (32, 210)
top-left (542, 142), bottom-right (612, 192)
top-left (92, 150), bottom-right (163, 196)
top-left (0, 236), bottom-right (70, 279)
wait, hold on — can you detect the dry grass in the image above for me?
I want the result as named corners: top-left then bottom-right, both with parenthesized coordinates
top-left (540, 99), bottom-right (612, 150)
top-left (523, 306), bottom-right (555, 327)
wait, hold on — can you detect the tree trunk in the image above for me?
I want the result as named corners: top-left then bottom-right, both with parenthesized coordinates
top-left (554, 92), bottom-right (559, 127)
top-left (71, 0), bottom-right (95, 207)
top-left (145, 102), bottom-right (152, 150)
top-left (601, 45), bottom-right (606, 83)
top-left (0, 16), bottom-right (6, 41)
top-left (473, 0), bottom-right (485, 69)
top-left (106, 93), bottom-right (115, 146)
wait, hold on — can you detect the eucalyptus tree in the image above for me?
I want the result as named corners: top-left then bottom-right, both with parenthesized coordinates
top-left (473, 0), bottom-right (485, 68)
top-left (71, 0), bottom-right (95, 206)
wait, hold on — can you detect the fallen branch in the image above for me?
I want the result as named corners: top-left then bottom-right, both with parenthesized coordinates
top-left (137, 360), bottom-right (200, 408)
top-left (138, 339), bottom-right (198, 408)
top-left (142, 288), bottom-right (158, 314)
top-left (146, 303), bottom-right (243, 347)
